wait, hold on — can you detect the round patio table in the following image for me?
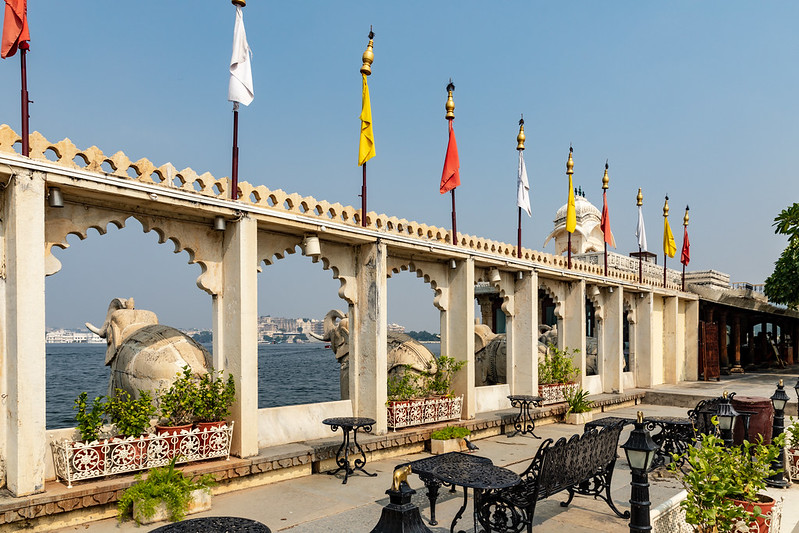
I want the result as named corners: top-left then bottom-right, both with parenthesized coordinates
top-left (149, 516), bottom-right (271, 532)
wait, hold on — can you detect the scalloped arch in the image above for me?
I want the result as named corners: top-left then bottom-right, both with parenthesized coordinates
top-left (387, 258), bottom-right (446, 311)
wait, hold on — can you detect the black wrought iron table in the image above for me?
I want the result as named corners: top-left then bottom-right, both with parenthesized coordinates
top-left (322, 416), bottom-right (377, 484)
top-left (506, 395), bottom-right (544, 438)
top-left (149, 516), bottom-right (271, 532)
top-left (408, 451), bottom-right (520, 533)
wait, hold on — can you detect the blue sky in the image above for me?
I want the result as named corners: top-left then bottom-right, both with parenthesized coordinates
top-left (5, 1), bottom-right (798, 332)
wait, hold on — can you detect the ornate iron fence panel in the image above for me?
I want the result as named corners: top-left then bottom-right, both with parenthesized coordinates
top-left (51, 422), bottom-right (234, 488)
top-left (386, 396), bottom-right (463, 429)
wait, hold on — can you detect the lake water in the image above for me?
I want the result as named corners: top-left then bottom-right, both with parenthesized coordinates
top-left (46, 341), bottom-right (440, 430)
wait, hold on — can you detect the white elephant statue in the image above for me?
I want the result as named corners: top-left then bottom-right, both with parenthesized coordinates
top-left (310, 309), bottom-right (437, 399)
top-left (474, 323), bottom-right (560, 386)
top-left (86, 297), bottom-right (211, 400)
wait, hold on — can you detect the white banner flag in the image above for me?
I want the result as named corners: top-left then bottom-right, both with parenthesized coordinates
top-left (636, 205), bottom-right (648, 251)
top-left (228, 6), bottom-right (254, 106)
top-left (516, 150), bottom-right (531, 217)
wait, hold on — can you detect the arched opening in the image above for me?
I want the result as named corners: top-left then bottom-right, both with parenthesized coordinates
top-left (46, 218), bottom-right (210, 429)
top-left (585, 298), bottom-right (598, 376)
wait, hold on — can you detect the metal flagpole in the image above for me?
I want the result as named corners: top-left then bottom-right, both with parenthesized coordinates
top-left (20, 42), bottom-right (29, 156)
top-left (637, 189), bottom-right (644, 283)
top-left (361, 162), bottom-right (367, 227)
top-left (359, 29), bottom-right (375, 227)
top-left (231, 102), bottom-right (239, 200)
top-left (451, 189), bottom-right (457, 246)
top-left (516, 117), bottom-right (526, 259)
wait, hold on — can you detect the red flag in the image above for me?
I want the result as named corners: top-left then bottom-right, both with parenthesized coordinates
top-left (440, 121), bottom-right (460, 194)
top-left (681, 226), bottom-right (690, 265)
top-left (2, 0), bottom-right (29, 59)
top-left (600, 190), bottom-right (616, 248)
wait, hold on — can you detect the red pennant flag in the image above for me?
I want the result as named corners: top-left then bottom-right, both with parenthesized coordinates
top-left (440, 121), bottom-right (460, 194)
top-left (600, 190), bottom-right (616, 248)
top-left (681, 226), bottom-right (690, 265)
top-left (2, 0), bottom-right (29, 59)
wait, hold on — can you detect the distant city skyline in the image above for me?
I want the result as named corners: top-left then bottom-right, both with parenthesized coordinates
top-left (15, 2), bottom-right (798, 332)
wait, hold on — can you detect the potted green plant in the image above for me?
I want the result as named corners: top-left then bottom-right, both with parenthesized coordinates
top-left (563, 387), bottom-right (593, 424)
top-left (669, 418), bottom-right (784, 533)
top-left (74, 392), bottom-right (106, 442)
top-left (106, 388), bottom-right (155, 438)
top-left (386, 356), bottom-right (466, 429)
top-left (117, 456), bottom-right (216, 525)
top-left (538, 344), bottom-right (581, 405)
top-left (785, 417), bottom-right (799, 482)
top-left (429, 425), bottom-right (471, 454)
top-left (157, 366), bottom-right (198, 433)
top-left (193, 369), bottom-right (236, 430)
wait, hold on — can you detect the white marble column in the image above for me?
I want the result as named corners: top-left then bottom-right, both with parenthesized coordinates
top-left (635, 292), bottom-right (656, 388)
top-left (510, 271), bottom-right (538, 395)
top-left (562, 279), bottom-right (587, 382)
top-left (4, 169), bottom-right (46, 496)
top-left (220, 216), bottom-right (258, 457)
top-left (663, 296), bottom-right (678, 384)
top-left (443, 257), bottom-right (475, 419)
top-left (349, 241), bottom-right (388, 434)
top-left (604, 287), bottom-right (624, 393)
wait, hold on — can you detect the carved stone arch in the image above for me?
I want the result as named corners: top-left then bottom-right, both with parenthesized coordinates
top-left (45, 205), bottom-right (223, 295)
top-left (386, 257), bottom-right (447, 311)
top-left (539, 279), bottom-right (563, 319)
top-left (586, 285), bottom-right (604, 322)
top-left (318, 241), bottom-right (357, 305)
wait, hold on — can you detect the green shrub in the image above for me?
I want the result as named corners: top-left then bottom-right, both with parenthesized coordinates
top-left (106, 389), bottom-right (155, 438)
top-left (423, 355), bottom-right (466, 397)
top-left (786, 417), bottom-right (799, 447)
top-left (538, 344), bottom-right (580, 385)
top-left (159, 366), bottom-right (198, 426)
top-left (117, 457), bottom-right (215, 524)
top-left (193, 369), bottom-right (236, 423)
top-left (74, 392), bottom-right (106, 442)
top-left (564, 388), bottom-right (593, 414)
top-left (387, 366), bottom-right (421, 401)
top-left (431, 426), bottom-right (471, 440)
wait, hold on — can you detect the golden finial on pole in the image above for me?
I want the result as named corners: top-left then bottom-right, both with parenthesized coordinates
top-left (663, 195), bottom-right (670, 217)
top-left (445, 80), bottom-right (455, 120)
top-left (602, 160), bottom-right (609, 190)
top-left (360, 27), bottom-right (375, 76)
top-left (637, 411), bottom-right (644, 424)
top-left (231, 0), bottom-right (246, 6)
top-left (566, 145), bottom-right (574, 176)
top-left (516, 115), bottom-right (526, 151)
top-left (683, 205), bottom-right (690, 227)
top-left (637, 188), bottom-right (643, 207)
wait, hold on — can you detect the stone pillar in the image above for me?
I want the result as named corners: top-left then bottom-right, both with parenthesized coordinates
top-left (731, 314), bottom-right (743, 373)
top-left (663, 296), bottom-right (678, 384)
top-left (604, 287), bottom-right (624, 394)
top-left (221, 216), bottom-right (258, 458)
top-left (475, 293), bottom-right (494, 329)
top-left (635, 292), bottom-right (656, 388)
top-left (349, 241), bottom-right (388, 434)
top-left (718, 310), bottom-right (729, 373)
top-left (3, 169), bottom-right (46, 496)
top-left (562, 280), bottom-right (586, 383)
top-left (683, 298), bottom-right (699, 381)
top-left (442, 257), bottom-right (475, 419)
top-left (510, 271), bottom-right (537, 395)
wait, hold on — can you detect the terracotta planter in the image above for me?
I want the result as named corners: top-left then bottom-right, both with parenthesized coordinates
top-left (109, 435), bottom-right (147, 470)
top-left (155, 424), bottom-right (193, 460)
top-left (196, 421), bottom-right (228, 455)
top-left (730, 494), bottom-right (776, 533)
top-left (538, 382), bottom-right (578, 405)
top-left (71, 440), bottom-right (107, 474)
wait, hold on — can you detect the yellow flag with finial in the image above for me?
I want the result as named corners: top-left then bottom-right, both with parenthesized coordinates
top-left (663, 196), bottom-right (677, 258)
top-left (566, 147), bottom-right (576, 233)
top-left (358, 29), bottom-right (376, 166)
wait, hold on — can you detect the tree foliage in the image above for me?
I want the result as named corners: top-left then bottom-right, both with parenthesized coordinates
top-left (764, 203), bottom-right (799, 308)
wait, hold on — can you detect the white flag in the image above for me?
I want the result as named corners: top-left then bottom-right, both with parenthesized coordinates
top-left (228, 6), bottom-right (254, 106)
top-left (636, 205), bottom-right (648, 251)
top-left (516, 150), bottom-right (532, 217)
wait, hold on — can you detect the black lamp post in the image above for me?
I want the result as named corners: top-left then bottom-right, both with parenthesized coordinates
top-left (621, 411), bottom-right (659, 533)
top-left (715, 391), bottom-right (739, 447)
top-left (767, 380), bottom-right (790, 488)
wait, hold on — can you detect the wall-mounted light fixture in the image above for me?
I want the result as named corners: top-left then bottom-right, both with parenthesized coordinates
top-left (608, 286), bottom-right (614, 293)
top-left (450, 259), bottom-right (457, 269)
top-left (489, 268), bottom-right (501, 284)
top-left (213, 216), bottom-right (226, 231)
top-left (47, 187), bottom-right (64, 208)
top-left (517, 271), bottom-right (524, 280)
top-left (302, 235), bottom-right (321, 257)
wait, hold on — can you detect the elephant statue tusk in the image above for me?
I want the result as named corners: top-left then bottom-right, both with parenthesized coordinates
top-left (85, 322), bottom-right (104, 337)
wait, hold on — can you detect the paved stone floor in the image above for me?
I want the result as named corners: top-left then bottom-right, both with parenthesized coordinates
top-left (54, 371), bottom-right (799, 532)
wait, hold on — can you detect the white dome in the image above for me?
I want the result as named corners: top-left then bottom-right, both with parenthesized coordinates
top-left (553, 194), bottom-right (601, 225)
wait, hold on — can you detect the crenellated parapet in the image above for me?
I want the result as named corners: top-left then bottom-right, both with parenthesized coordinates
top-left (0, 125), bottom-right (682, 289)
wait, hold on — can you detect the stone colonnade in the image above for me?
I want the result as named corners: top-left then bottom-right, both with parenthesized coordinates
top-left (0, 166), bottom-right (699, 497)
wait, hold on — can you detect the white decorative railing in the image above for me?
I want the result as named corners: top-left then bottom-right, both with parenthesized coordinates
top-left (576, 251), bottom-right (683, 286)
top-left (386, 395), bottom-right (463, 430)
top-left (51, 423), bottom-right (234, 488)
top-left (651, 489), bottom-right (783, 533)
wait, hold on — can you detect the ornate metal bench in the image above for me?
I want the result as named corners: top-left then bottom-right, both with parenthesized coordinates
top-left (474, 424), bottom-right (629, 532)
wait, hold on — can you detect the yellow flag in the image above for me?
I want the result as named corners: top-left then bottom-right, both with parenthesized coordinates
top-left (566, 175), bottom-right (576, 233)
top-left (663, 216), bottom-right (676, 258)
top-left (358, 73), bottom-right (375, 166)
